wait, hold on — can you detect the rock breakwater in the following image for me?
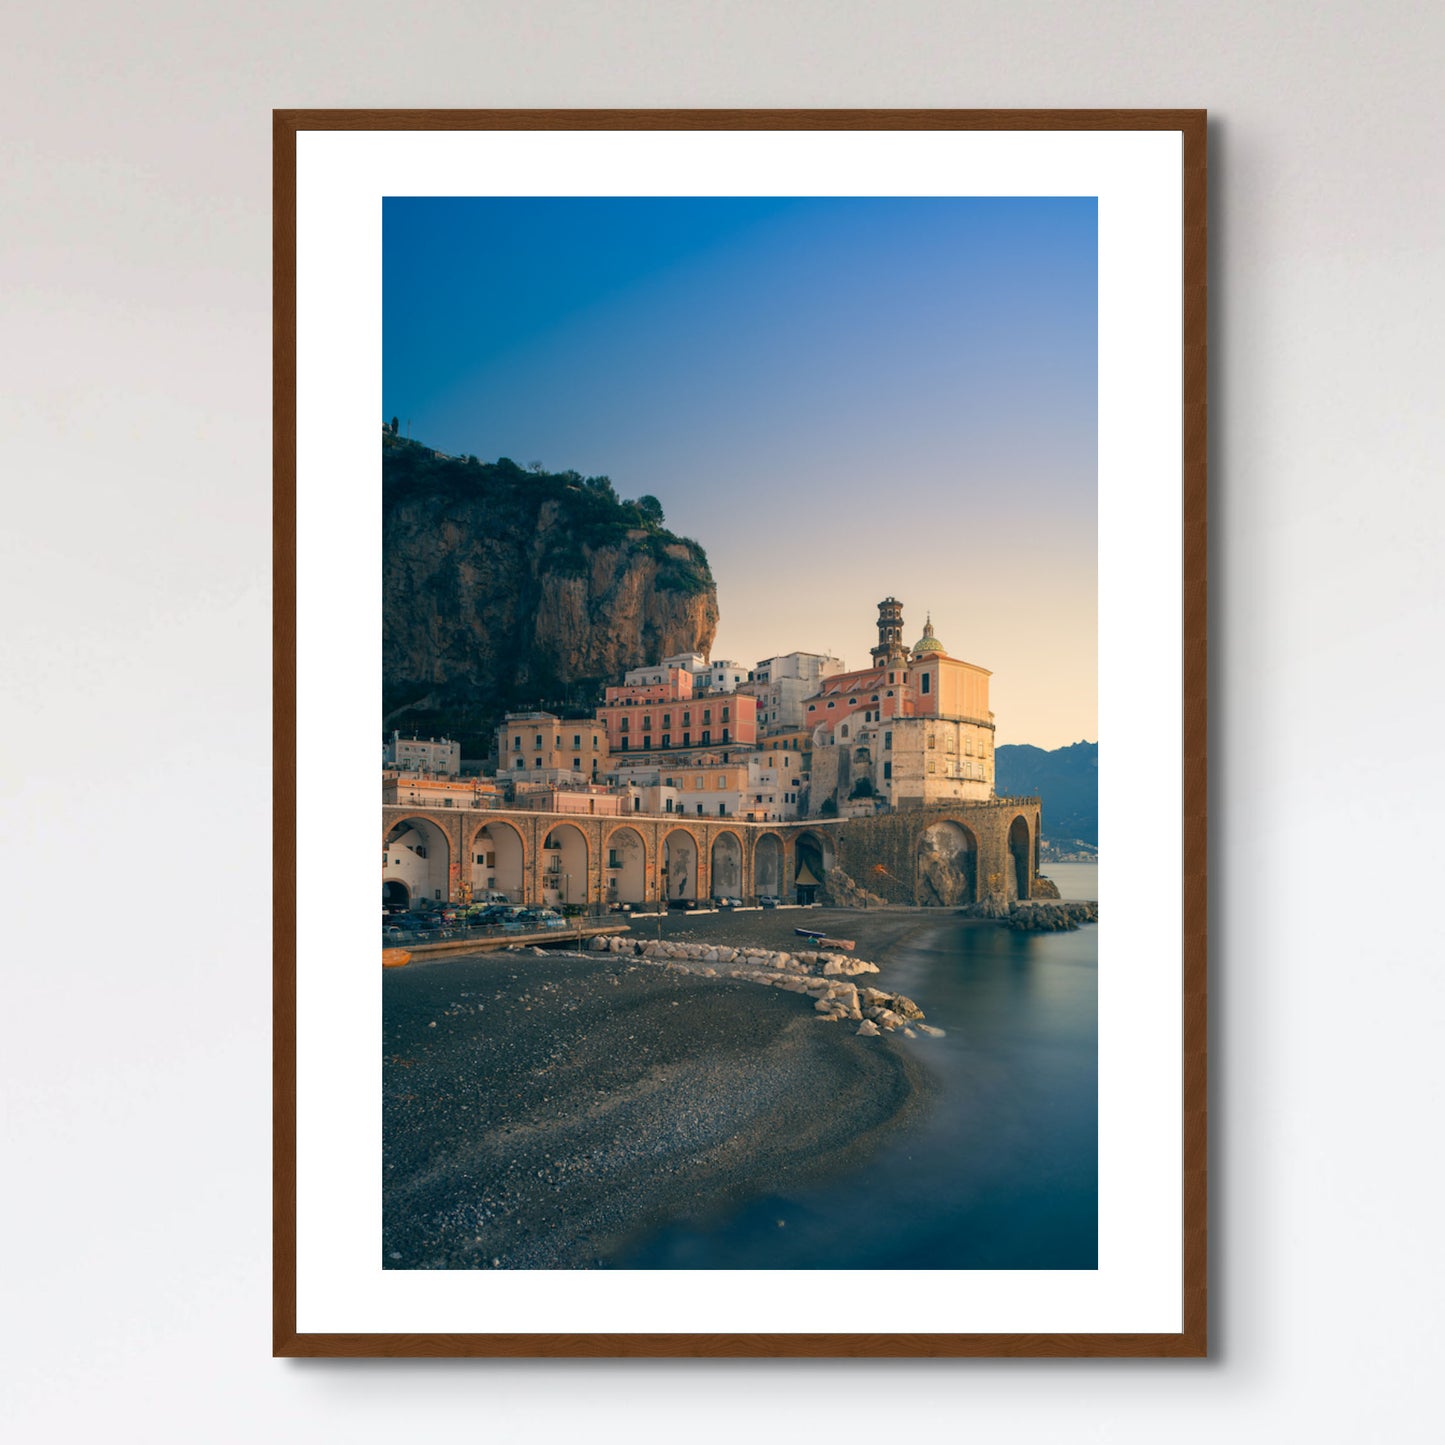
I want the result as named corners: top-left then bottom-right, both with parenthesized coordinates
top-left (954, 898), bottom-right (1100, 931)
top-left (589, 933), bottom-right (936, 1037)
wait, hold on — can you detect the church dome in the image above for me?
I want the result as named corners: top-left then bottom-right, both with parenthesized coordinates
top-left (913, 614), bottom-right (946, 655)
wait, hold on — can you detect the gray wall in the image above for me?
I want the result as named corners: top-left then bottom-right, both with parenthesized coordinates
top-left (5, 2), bottom-right (1443, 1440)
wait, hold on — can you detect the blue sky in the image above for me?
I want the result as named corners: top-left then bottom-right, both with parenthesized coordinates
top-left (384, 197), bottom-right (1097, 748)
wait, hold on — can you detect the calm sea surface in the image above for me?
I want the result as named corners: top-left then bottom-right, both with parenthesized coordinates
top-left (625, 864), bottom-right (1099, 1270)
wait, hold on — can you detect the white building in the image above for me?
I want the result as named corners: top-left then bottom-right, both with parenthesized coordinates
top-left (622, 653), bottom-right (745, 695)
top-left (744, 652), bottom-right (845, 734)
top-left (695, 659), bottom-right (747, 694)
top-left (384, 731), bottom-right (461, 776)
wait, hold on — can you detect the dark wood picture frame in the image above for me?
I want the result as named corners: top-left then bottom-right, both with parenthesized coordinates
top-left (274, 108), bottom-right (1207, 1358)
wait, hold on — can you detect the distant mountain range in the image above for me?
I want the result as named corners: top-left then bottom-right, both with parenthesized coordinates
top-left (996, 741), bottom-right (1098, 846)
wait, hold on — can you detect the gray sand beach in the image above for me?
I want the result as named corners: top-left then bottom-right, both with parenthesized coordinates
top-left (382, 908), bottom-right (942, 1269)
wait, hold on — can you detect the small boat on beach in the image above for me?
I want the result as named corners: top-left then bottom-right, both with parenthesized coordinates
top-left (794, 927), bottom-right (856, 951)
top-left (382, 948), bottom-right (412, 969)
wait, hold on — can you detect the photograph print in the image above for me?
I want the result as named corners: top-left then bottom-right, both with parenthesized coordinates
top-left (378, 193), bottom-right (1101, 1274)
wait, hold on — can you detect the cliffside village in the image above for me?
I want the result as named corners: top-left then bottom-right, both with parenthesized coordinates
top-left (385, 598), bottom-right (998, 827)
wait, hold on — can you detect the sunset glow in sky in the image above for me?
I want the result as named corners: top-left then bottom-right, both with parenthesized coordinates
top-left (384, 197), bottom-right (1097, 749)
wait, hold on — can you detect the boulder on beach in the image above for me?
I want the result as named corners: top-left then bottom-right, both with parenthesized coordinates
top-left (856, 1019), bottom-right (881, 1037)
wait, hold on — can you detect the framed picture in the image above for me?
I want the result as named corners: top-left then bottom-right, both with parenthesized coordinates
top-left (274, 109), bottom-right (1207, 1357)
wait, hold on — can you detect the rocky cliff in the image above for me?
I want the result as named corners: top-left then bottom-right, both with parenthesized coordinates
top-left (383, 441), bottom-right (719, 756)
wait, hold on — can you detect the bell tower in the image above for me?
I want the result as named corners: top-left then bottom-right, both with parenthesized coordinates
top-left (871, 596), bottom-right (906, 667)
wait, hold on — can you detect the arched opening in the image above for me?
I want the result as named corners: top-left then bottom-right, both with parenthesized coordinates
top-left (382, 879), bottom-right (410, 913)
top-left (384, 817), bottom-right (450, 905)
top-left (793, 830), bottom-right (834, 904)
top-left (662, 828), bottom-right (698, 902)
top-left (604, 825), bottom-right (648, 905)
top-left (916, 820), bottom-right (978, 906)
top-left (710, 831), bottom-right (743, 900)
top-left (542, 823), bottom-right (589, 908)
top-left (472, 821), bottom-right (525, 902)
top-left (753, 833), bottom-right (783, 899)
top-left (1009, 814), bottom-right (1032, 901)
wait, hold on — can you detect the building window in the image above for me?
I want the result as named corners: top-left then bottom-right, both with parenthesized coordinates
top-left (928, 735), bottom-right (936, 749)
top-left (535, 734), bottom-right (543, 747)
top-left (808, 704), bottom-right (815, 712)
top-left (695, 776), bottom-right (704, 788)
top-left (884, 731), bottom-right (892, 749)
top-left (534, 757), bottom-right (542, 768)
top-left (703, 708), bottom-right (712, 723)
top-left (620, 739), bottom-right (629, 751)
top-left (663, 714), bottom-right (671, 729)
top-left (715, 775), bottom-right (725, 788)
top-left (722, 728), bottom-right (730, 742)
top-left (661, 734), bottom-right (670, 748)
top-left (642, 737), bottom-right (651, 750)
top-left (696, 803), bottom-right (703, 815)
top-left (573, 735), bottom-right (581, 747)
top-left (514, 758), bottom-right (524, 769)
top-left (683, 733), bottom-right (690, 746)
top-left (573, 758), bottom-right (581, 770)
top-left (683, 711), bottom-right (691, 726)
top-left (513, 737), bottom-right (521, 750)
top-left (883, 762), bottom-right (892, 781)
top-left (921, 673), bottom-right (931, 694)
top-left (827, 701), bottom-right (835, 709)
top-left (718, 804), bottom-right (726, 816)
top-left (928, 760), bottom-right (936, 774)
top-left (702, 730), bottom-right (711, 745)
top-left (722, 706), bottom-right (730, 722)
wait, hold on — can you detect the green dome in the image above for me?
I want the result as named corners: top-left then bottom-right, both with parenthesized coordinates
top-left (913, 614), bottom-right (946, 655)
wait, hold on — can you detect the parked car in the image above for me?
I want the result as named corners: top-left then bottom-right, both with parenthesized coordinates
top-left (758, 896), bottom-right (780, 909)
top-left (715, 896), bottom-right (743, 909)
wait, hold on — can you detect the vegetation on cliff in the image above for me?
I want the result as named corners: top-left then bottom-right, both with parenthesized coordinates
top-left (383, 436), bottom-right (719, 756)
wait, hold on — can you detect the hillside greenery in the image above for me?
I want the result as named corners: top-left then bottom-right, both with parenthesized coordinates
top-left (382, 435), bottom-right (713, 593)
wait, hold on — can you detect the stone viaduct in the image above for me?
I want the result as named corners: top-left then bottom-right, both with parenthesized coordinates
top-left (382, 796), bottom-right (1043, 912)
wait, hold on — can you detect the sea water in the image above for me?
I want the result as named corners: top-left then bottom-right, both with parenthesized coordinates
top-left (624, 877), bottom-right (1099, 1270)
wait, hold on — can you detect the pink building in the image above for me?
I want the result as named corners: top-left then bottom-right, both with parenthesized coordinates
top-left (596, 665), bottom-right (757, 756)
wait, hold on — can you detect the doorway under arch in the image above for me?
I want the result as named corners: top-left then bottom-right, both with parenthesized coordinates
top-left (709, 832), bottom-right (743, 900)
top-left (472, 820), bottom-right (525, 901)
top-left (753, 833), bottom-right (783, 899)
top-left (542, 823), bottom-right (589, 908)
top-left (916, 819), bottom-right (978, 906)
top-left (384, 817), bottom-right (450, 905)
top-left (1009, 814), bottom-right (1032, 901)
top-left (604, 825), bottom-right (648, 905)
top-left (662, 829), bottom-right (698, 902)
top-left (793, 830), bottom-right (834, 904)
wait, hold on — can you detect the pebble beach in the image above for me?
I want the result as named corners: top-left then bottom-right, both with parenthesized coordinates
top-left (382, 907), bottom-right (946, 1269)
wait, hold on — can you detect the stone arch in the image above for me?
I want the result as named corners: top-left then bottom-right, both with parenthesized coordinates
top-left (541, 822), bottom-right (589, 908)
top-left (662, 827), bottom-right (699, 902)
top-left (603, 824), bottom-right (649, 905)
top-left (916, 819), bottom-right (979, 906)
top-left (383, 816), bottom-right (451, 904)
top-left (753, 831), bottom-right (784, 899)
top-left (382, 879), bottom-right (410, 912)
top-left (792, 829), bottom-right (834, 904)
top-left (471, 817), bottom-right (526, 901)
top-left (709, 829), bottom-right (744, 900)
top-left (1009, 814), bottom-right (1032, 901)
